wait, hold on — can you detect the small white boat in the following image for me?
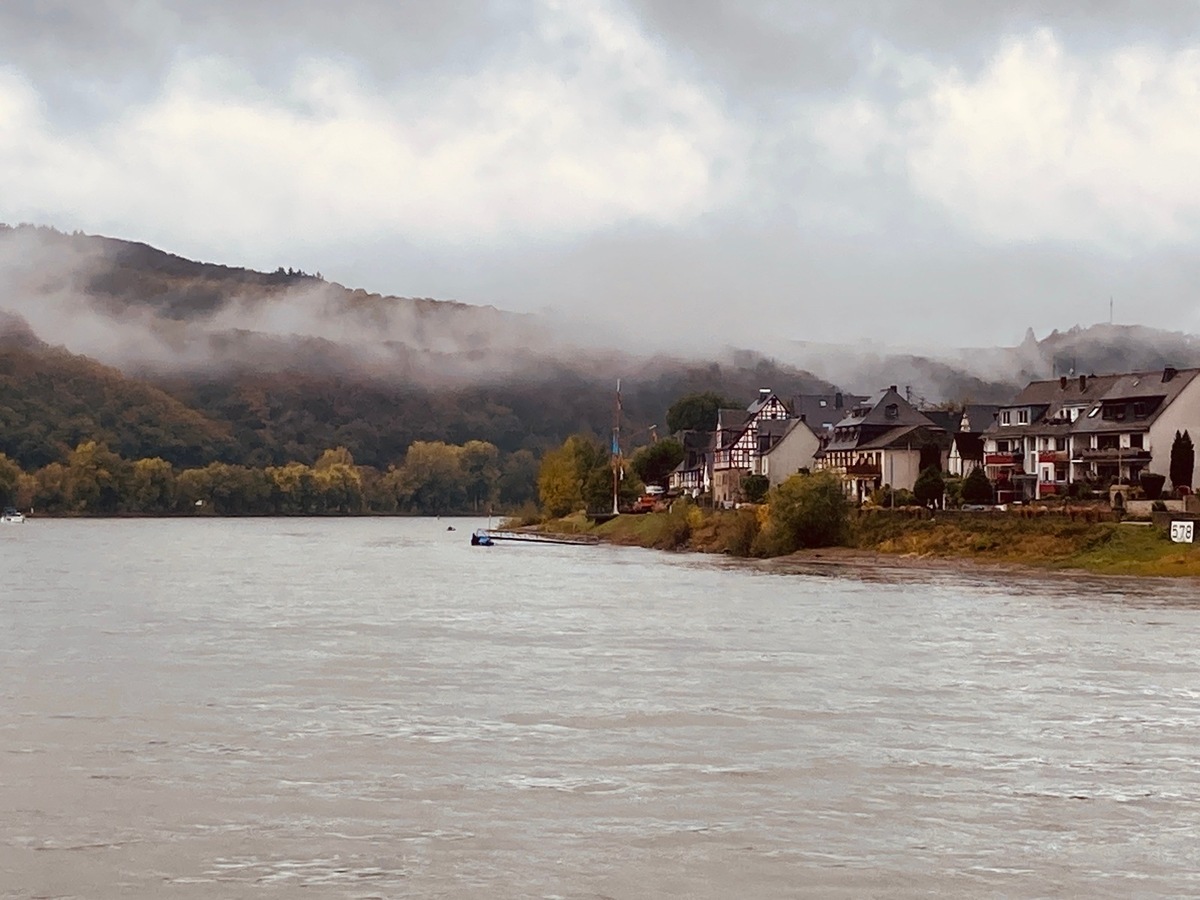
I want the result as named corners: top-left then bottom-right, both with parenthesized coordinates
top-left (1, 507), bottom-right (25, 523)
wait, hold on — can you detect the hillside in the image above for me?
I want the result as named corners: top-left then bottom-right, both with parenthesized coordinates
top-left (0, 320), bottom-right (231, 468)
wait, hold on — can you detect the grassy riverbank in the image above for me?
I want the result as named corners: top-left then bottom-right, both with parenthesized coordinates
top-left (544, 506), bottom-right (1200, 577)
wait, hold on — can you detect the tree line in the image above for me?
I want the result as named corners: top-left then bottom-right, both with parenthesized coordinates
top-left (0, 440), bottom-right (539, 516)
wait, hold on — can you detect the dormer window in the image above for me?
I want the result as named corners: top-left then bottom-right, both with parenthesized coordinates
top-left (1017, 409), bottom-right (1029, 424)
top-left (885, 403), bottom-right (898, 419)
top-left (1001, 411), bottom-right (1011, 425)
top-left (1133, 402), bottom-right (1148, 418)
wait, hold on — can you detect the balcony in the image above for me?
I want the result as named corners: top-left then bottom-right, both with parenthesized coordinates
top-left (1076, 448), bottom-right (1151, 462)
top-left (1038, 482), bottom-right (1065, 495)
top-left (984, 453), bottom-right (1020, 466)
top-left (845, 462), bottom-right (882, 477)
top-left (1038, 450), bottom-right (1068, 463)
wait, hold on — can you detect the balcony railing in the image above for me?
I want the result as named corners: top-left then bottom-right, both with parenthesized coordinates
top-left (1037, 450), bottom-right (1068, 463)
top-left (1076, 448), bottom-right (1151, 461)
top-left (984, 453), bottom-right (1020, 466)
top-left (845, 462), bottom-right (882, 477)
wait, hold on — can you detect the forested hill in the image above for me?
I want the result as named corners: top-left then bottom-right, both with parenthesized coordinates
top-left (0, 225), bottom-right (837, 471)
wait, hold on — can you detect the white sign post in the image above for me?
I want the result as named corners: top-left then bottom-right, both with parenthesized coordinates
top-left (1170, 520), bottom-right (1195, 544)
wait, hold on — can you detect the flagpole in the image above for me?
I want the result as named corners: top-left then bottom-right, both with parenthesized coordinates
top-left (612, 378), bottom-right (622, 515)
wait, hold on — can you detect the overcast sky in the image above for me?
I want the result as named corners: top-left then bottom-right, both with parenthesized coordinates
top-left (4, 0), bottom-right (1200, 350)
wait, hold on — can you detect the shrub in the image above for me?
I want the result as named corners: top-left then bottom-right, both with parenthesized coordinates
top-left (961, 467), bottom-right (993, 504)
top-left (913, 466), bottom-right (945, 507)
top-left (1140, 472), bottom-right (1166, 501)
top-left (757, 470), bottom-right (849, 554)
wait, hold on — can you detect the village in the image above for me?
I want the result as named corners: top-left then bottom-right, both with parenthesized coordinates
top-left (667, 366), bottom-right (1200, 517)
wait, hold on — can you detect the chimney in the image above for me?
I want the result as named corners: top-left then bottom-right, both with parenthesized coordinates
top-left (1059, 375), bottom-right (1068, 389)
top-left (1163, 366), bottom-right (1178, 383)
top-left (834, 392), bottom-right (844, 408)
top-left (889, 385), bottom-right (897, 393)
top-left (1079, 374), bottom-right (1087, 392)
top-left (759, 388), bottom-right (770, 399)
top-left (799, 414), bottom-right (807, 422)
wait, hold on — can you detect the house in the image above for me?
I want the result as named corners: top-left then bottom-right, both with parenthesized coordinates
top-left (1068, 367), bottom-right (1200, 489)
top-left (761, 418), bottom-right (822, 487)
top-left (668, 429), bottom-right (714, 498)
top-left (947, 432), bottom-right (984, 477)
top-left (814, 386), bottom-right (950, 501)
top-left (983, 373), bottom-right (1121, 500)
top-left (946, 405), bottom-right (997, 477)
top-left (984, 367), bottom-right (1200, 499)
top-left (711, 389), bottom-right (794, 506)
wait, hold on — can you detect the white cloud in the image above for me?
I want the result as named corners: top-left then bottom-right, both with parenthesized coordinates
top-left (0, 1), bottom-right (740, 259)
top-left (905, 30), bottom-right (1200, 248)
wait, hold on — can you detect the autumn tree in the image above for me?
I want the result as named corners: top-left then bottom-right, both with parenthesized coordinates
top-left (128, 457), bottom-right (176, 513)
top-left (399, 441), bottom-right (467, 514)
top-left (0, 453), bottom-right (21, 507)
top-left (66, 441), bottom-right (129, 513)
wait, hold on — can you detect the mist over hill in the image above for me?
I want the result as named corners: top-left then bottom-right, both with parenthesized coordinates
top-left (2, 224), bottom-right (1197, 469)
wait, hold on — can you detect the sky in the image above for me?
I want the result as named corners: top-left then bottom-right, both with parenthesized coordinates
top-left (4, 0), bottom-right (1200, 350)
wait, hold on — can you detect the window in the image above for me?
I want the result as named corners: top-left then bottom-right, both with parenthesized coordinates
top-left (1017, 409), bottom-right (1029, 424)
top-left (885, 403), bottom-right (898, 419)
top-left (1130, 433), bottom-right (1144, 449)
top-left (1133, 402), bottom-right (1147, 418)
top-left (819, 399), bottom-right (828, 408)
top-left (1001, 411), bottom-right (1011, 425)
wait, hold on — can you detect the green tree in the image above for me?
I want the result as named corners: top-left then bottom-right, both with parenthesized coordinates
top-left (460, 440), bottom-right (500, 512)
top-left (961, 466), bottom-right (993, 504)
top-left (265, 462), bottom-right (319, 514)
top-left (630, 438), bottom-right (684, 489)
top-left (757, 470), bottom-right (848, 553)
top-left (31, 462), bottom-right (70, 513)
top-left (497, 449), bottom-right (539, 509)
top-left (313, 446), bottom-right (363, 513)
top-left (666, 392), bottom-right (738, 434)
top-left (913, 466), bottom-right (945, 507)
top-left (1171, 430), bottom-right (1194, 491)
top-left (741, 473), bottom-right (770, 503)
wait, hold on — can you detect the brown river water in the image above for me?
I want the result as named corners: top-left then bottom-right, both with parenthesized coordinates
top-left (3, 518), bottom-right (1200, 898)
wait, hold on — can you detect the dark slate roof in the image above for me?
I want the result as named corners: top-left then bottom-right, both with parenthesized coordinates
top-left (1069, 368), bottom-right (1200, 434)
top-left (790, 393), bottom-right (867, 431)
top-left (952, 432), bottom-right (984, 460)
top-left (832, 388), bottom-right (936, 430)
top-left (716, 408), bottom-right (750, 431)
top-left (922, 410), bottom-right (959, 432)
top-left (960, 404), bottom-right (1000, 433)
top-left (858, 424), bottom-right (952, 452)
top-left (983, 373), bottom-right (1124, 438)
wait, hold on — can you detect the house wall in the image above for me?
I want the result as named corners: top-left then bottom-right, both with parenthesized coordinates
top-left (712, 467), bottom-right (747, 507)
top-left (762, 424), bottom-right (820, 487)
top-left (1148, 375), bottom-right (1200, 488)
top-left (879, 449), bottom-right (922, 492)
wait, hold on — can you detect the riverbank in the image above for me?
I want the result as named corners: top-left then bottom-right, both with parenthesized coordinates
top-left (545, 506), bottom-right (1200, 578)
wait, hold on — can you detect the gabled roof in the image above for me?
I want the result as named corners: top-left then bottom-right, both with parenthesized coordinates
top-left (1070, 367), bottom-right (1200, 434)
top-left (952, 432), bottom-right (984, 460)
top-left (716, 408), bottom-right (749, 432)
top-left (857, 424), bottom-right (951, 452)
top-left (790, 393), bottom-right (867, 431)
top-left (832, 388), bottom-right (937, 431)
top-left (762, 418), bottom-right (820, 457)
top-left (922, 410), bottom-right (959, 433)
top-left (746, 390), bottom-right (786, 416)
top-left (1003, 373), bottom-right (1121, 409)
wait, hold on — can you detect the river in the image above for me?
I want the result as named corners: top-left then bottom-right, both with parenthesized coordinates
top-left (3, 518), bottom-right (1200, 897)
